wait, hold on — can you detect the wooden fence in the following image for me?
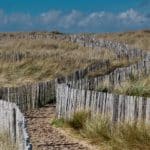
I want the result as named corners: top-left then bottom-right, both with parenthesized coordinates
top-left (0, 100), bottom-right (32, 150)
top-left (56, 34), bottom-right (150, 124)
top-left (0, 34), bottom-right (149, 122)
top-left (62, 58), bottom-right (150, 91)
top-left (0, 33), bottom-right (149, 145)
top-left (56, 84), bottom-right (150, 124)
top-left (69, 34), bottom-right (149, 59)
top-left (0, 32), bottom-right (149, 60)
top-left (0, 80), bottom-right (55, 111)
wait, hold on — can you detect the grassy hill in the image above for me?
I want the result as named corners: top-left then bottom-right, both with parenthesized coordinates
top-left (96, 30), bottom-right (150, 51)
top-left (0, 30), bottom-right (149, 150)
top-left (0, 30), bottom-right (149, 96)
top-left (95, 30), bottom-right (150, 97)
top-left (0, 38), bottom-right (101, 86)
top-left (0, 34), bottom-right (140, 87)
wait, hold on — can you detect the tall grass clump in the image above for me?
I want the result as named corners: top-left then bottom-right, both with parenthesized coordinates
top-left (57, 111), bottom-right (150, 150)
top-left (111, 123), bottom-right (150, 150)
top-left (67, 111), bottom-right (91, 130)
top-left (81, 116), bottom-right (112, 142)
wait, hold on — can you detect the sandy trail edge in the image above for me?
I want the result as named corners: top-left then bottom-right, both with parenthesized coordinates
top-left (25, 104), bottom-right (98, 150)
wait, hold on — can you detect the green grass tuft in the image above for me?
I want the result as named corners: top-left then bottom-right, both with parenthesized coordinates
top-left (51, 118), bottom-right (65, 128)
top-left (81, 116), bottom-right (112, 142)
top-left (53, 111), bottom-right (150, 150)
top-left (97, 75), bottom-right (150, 97)
top-left (67, 111), bottom-right (91, 130)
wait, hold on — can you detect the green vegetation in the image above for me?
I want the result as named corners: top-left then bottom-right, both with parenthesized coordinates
top-left (67, 111), bottom-right (91, 129)
top-left (97, 75), bottom-right (150, 97)
top-left (0, 132), bottom-right (18, 150)
top-left (51, 118), bottom-right (65, 128)
top-left (52, 111), bottom-right (150, 150)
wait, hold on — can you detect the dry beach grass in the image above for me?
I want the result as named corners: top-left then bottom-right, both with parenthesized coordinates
top-left (0, 36), bottom-right (139, 87)
top-left (52, 111), bottom-right (150, 150)
top-left (0, 30), bottom-right (150, 150)
top-left (97, 75), bottom-right (150, 97)
top-left (96, 30), bottom-right (150, 51)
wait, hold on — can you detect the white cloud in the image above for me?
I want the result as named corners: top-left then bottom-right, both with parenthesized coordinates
top-left (0, 8), bottom-right (149, 32)
top-left (59, 10), bottom-right (82, 28)
top-left (78, 9), bottom-right (147, 28)
top-left (118, 9), bottom-right (146, 24)
top-left (40, 10), bottom-right (61, 24)
top-left (78, 12), bottom-right (105, 27)
top-left (0, 9), bottom-right (7, 24)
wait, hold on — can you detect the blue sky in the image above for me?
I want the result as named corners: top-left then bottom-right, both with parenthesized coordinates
top-left (0, 0), bottom-right (150, 32)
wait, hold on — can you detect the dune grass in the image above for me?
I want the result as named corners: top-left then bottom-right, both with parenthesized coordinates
top-left (95, 30), bottom-right (150, 97)
top-left (96, 30), bottom-right (150, 51)
top-left (51, 111), bottom-right (150, 150)
top-left (97, 75), bottom-right (150, 97)
top-left (0, 132), bottom-right (18, 150)
top-left (0, 31), bottom-right (149, 87)
top-left (87, 58), bottom-right (140, 78)
top-left (0, 37), bottom-right (139, 87)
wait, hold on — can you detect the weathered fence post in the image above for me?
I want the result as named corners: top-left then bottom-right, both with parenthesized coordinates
top-left (12, 108), bottom-right (16, 143)
top-left (28, 144), bottom-right (32, 150)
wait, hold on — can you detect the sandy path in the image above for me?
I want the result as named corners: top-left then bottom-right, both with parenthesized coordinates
top-left (25, 105), bottom-right (90, 150)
